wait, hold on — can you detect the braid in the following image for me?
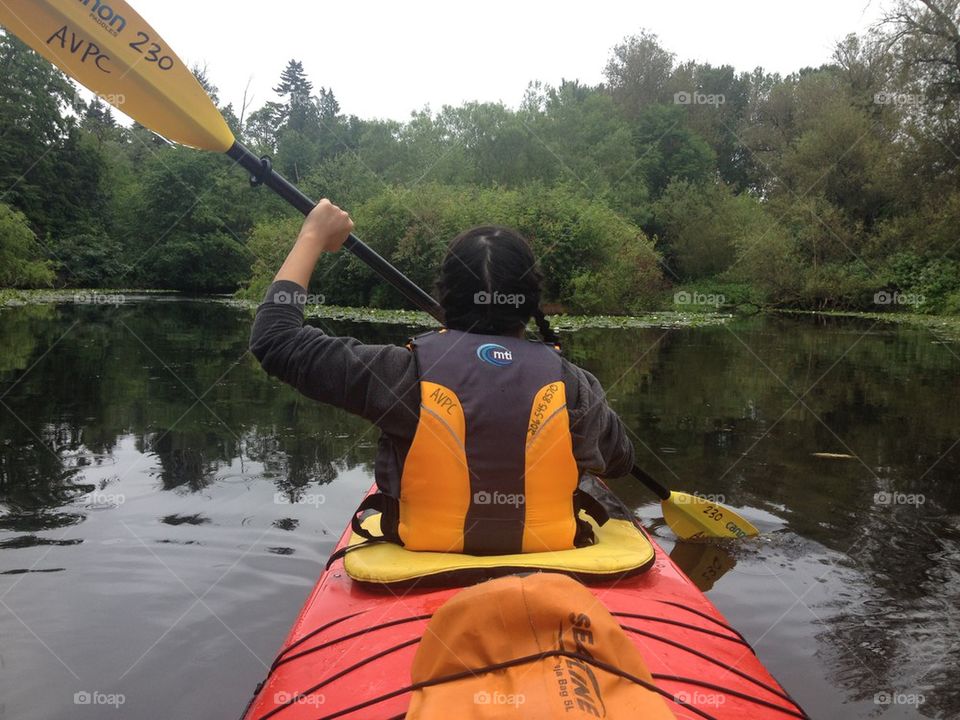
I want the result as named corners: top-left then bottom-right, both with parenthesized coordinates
top-left (533, 308), bottom-right (561, 347)
top-left (479, 238), bottom-right (496, 332)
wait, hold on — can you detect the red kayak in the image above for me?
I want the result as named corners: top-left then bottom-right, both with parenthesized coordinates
top-left (241, 483), bottom-right (807, 719)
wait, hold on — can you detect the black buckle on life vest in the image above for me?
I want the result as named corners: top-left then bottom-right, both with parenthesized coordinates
top-left (575, 489), bottom-right (610, 527)
top-left (573, 489), bottom-right (610, 547)
top-left (350, 493), bottom-right (401, 543)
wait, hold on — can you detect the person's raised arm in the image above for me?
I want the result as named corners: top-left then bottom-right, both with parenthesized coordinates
top-left (249, 200), bottom-right (418, 437)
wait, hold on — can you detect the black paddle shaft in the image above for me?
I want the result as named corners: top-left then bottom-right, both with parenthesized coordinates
top-left (631, 466), bottom-right (671, 501)
top-left (226, 141), bottom-right (443, 322)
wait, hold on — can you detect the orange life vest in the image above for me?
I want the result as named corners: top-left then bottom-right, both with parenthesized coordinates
top-left (385, 329), bottom-right (585, 555)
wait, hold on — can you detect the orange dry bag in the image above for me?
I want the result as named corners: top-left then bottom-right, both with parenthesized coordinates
top-left (406, 572), bottom-right (676, 719)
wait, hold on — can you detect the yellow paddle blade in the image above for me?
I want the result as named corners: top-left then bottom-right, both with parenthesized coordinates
top-left (0, 0), bottom-right (234, 151)
top-left (661, 491), bottom-right (759, 540)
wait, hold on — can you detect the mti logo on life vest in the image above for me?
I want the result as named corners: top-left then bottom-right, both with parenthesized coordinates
top-left (476, 343), bottom-right (513, 367)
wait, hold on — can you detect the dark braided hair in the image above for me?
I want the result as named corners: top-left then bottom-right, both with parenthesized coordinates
top-left (436, 226), bottom-right (560, 346)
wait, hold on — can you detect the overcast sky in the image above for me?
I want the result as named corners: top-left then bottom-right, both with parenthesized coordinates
top-left (131, 0), bottom-right (887, 122)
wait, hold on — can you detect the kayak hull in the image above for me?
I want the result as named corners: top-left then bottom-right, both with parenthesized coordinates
top-left (241, 485), bottom-right (805, 719)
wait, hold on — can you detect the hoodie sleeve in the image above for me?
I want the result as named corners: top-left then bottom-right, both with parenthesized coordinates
top-left (248, 280), bottom-right (419, 439)
top-left (563, 361), bottom-right (635, 478)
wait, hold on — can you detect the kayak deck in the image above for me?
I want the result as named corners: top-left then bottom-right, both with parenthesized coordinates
top-left (242, 488), bottom-right (806, 719)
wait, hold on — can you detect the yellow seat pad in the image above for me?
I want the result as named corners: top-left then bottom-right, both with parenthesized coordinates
top-left (343, 511), bottom-right (655, 586)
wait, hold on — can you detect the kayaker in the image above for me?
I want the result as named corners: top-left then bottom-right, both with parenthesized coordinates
top-left (250, 199), bottom-right (635, 555)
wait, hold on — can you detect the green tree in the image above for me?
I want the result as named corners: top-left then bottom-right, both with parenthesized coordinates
top-left (668, 62), bottom-right (755, 190)
top-left (0, 33), bottom-right (83, 234)
top-left (632, 104), bottom-right (716, 198)
top-left (726, 222), bottom-right (804, 306)
top-left (0, 202), bottom-right (55, 287)
top-left (273, 60), bottom-right (319, 134)
top-left (268, 60), bottom-right (346, 179)
top-left (524, 80), bottom-right (646, 215)
top-left (604, 30), bottom-right (676, 118)
top-left (244, 102), bottom-right (284, 152)
top-left (80, 99), bottom-right (120, 146)
top-left (124, 148), bottom-right (254, 291)
top-left (652, 179), bottom-right (765, 279)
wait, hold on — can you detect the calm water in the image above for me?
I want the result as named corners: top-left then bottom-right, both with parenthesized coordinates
top-left (0, 299), bottom-right (957, 720)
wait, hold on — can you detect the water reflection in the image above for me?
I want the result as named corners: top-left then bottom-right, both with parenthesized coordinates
top-left (0, 300), bottom-right (957, 719)
top-left (669, 541), bottom-right (737, 592)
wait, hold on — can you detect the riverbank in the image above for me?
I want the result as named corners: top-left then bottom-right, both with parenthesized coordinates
top-left (779, 309), bottom-right (960, 343)
top-left (0, 289), bottom-right (170, 306)
top-left (5, 288), bottom-right (960, 340)
top-left (0, 289), bottom-right (733, 332)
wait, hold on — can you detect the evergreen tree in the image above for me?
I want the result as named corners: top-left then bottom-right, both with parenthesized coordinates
top-left (273, 60), bottom-right (319, 134)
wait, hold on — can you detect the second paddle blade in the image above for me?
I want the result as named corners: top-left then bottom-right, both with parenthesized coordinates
top-left (661, 491), bottom-right (759, 540)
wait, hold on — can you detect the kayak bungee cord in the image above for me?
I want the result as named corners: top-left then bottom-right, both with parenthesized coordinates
top-left (611, 610), bottom-right (752, 644)
top-left (270, 614), bottom-right (433, 671)
top-left (651, 675), bottom-right (809, 720)
top-left (620, 625), bottom-right (797, 704)
top-left (267, 611), bottom-right (366, 669)
top-left (264, 647), bottom-right (824, 720)
top-left (265, 610), bottom-right (752, 678)
top-left (274, 650), bottom-right (723, 720)
top-left (252, 618), bottom-right (807, 720)
top-left (265, 601), bottom-right (753, 678)
top-left (255, 638), bottom-right (422, 720)
top-left (657, 599), bottom-right (754, 647)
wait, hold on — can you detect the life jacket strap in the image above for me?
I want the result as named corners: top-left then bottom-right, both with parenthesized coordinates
top-left (573, 488), bottom-right (609, 546)
top-left (324, 538), bottom-right (387, 571)
top-left (350, 493), bottom-right (401, 543)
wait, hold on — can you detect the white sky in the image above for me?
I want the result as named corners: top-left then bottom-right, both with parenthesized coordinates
top-left (131, 0), bottom-right (887, 122)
